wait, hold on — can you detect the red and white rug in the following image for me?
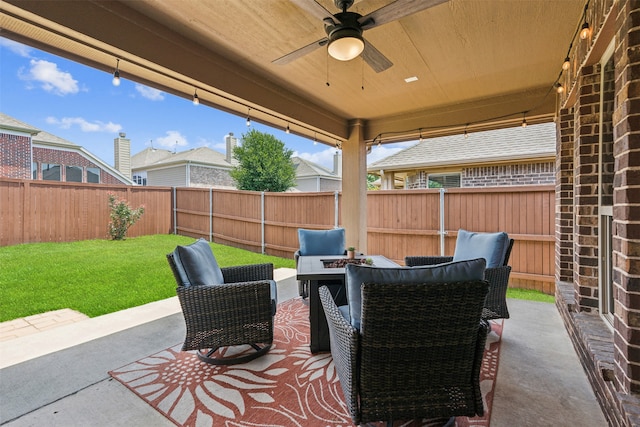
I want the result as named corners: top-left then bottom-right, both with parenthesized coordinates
top-left (110, 298), bottom-right (502, 427)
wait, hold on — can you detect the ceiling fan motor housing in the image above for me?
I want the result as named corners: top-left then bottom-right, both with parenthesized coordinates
top-left (325, 11), bottom-right (364, 40)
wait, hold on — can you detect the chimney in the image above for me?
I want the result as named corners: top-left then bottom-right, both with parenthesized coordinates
top-left (225, 132), bottom-right (238, 164)
top-left (333, 151), bottom-right (342, 177)
top-left (114, 132), bottom-right (131, 179)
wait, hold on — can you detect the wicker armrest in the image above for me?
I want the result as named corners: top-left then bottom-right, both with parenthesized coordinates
top-left (177, 281), bottom-right (274, 351)
top-left (404, 255), bottom-right (454, 266)
top-left (221, 263), bottom-right (273, 283)
top-left (318, 285), bottom-right (360, 423)
top-left (483, 265), bottom-right (512, 320)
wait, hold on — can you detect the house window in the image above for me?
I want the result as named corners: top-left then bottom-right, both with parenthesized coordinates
top-left (428, 173), bottom-right (460, 188)
top-left (65, 165), bottom-right (83, 182)
top-left (132, 174), bottom-right (147, 186)
top-left (599, 39), bottom-right (615, 326)
top-left (32, 162), bottom-right (38, 179)
top-left (87, 167), bottom-right (100, 183)
top-left (42, 163), bottom-right (61, 181)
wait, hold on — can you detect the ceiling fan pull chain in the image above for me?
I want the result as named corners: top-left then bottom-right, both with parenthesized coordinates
top-left (361, 56), bottom-right (365, 91)
top-left (326, 53), bottom-right (331, 87)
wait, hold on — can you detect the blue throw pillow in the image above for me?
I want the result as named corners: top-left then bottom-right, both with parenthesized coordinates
top-left (297, 228), bottom-right (345, 256)
top-left (174, 238), bottom-right (224, 286)
top-left (453, 229), bottom-right (510, 268)
top-left (345, 258), bottom-right (486, 328)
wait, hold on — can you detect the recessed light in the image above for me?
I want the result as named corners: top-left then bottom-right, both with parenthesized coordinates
top-left (404, 76), bottom-right (418, 83)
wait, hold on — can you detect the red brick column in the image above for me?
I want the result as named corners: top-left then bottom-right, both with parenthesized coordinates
top-left (556, 109), bottom-right (575, 285)
top-left (573, 64), bottom-right (601, 312)
top-left (613, 0), bottom-right (640, 394)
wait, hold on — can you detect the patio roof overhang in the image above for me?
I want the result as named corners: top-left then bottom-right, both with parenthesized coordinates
top-left (0, 0), bottom-right (586, 146)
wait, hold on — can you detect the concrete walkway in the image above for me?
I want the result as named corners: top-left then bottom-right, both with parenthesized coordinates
top-left (0, 269), bottom-right (608, 426)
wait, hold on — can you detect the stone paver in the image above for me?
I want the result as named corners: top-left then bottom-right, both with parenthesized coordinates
top-left (0, 309), bottom-right (88, 342)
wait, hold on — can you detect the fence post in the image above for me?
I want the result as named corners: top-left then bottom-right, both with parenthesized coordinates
top-left (261, 191), bottom-right (265, 254)
top-left (173, 187), bottom-right (177, 235)
top-left (209, 187), bottom-right (213, 242)
top-left (334, 191), bottom-right (339, 228)
top-left (439, 188), bottom-right (446, 256)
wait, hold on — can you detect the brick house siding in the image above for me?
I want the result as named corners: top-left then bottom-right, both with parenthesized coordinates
top-left (0, 132), bottom-right (31, 179)
top-left (32, 147), bottom-right (126, 185)
top-left (405, 161), bottom-right (555, 189)
top-left (555, 0), bottom-right (640, 425)
top-left (189, 165), bottom-right (235, 188)
top-left (462, 162), bottom-right (555, 187)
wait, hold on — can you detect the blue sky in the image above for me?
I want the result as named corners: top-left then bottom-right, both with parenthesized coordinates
top-left (0, 37), bottom-right (413, 171)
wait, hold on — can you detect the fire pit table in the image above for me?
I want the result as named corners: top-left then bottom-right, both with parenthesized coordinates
top-left (296, 254), bottom-right (399, 352)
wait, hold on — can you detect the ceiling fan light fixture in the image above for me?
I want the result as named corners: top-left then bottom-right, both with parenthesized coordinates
top-left (327, 27), bottom-right (364, 61)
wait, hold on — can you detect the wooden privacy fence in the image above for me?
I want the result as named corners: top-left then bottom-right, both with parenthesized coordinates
top-left (1, 178), bottom-right (555, 293)
top-left (0, 178), bottom-right (172, 244)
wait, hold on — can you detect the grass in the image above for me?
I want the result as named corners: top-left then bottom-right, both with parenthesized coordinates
top-left (507, 287), bottom-right (555, 303)
top-left (0, 234), bottom-right (554, 322)
top-left (0, 235), bottom-right (295, 322)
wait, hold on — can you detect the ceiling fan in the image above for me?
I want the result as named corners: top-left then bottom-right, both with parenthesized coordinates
top-left (273, 0), bottom-right (448, 73)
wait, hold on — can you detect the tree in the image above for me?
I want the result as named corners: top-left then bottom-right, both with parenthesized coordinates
top-left (230, 129), bottom-right (296, 192)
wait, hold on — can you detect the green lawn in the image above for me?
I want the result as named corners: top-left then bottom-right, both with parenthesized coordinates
top-left (0, 235), bottom-right (295, 322)
top-left (0, 234), bottom-right (553, 322)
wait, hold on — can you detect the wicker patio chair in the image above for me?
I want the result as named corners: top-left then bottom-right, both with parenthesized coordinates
top-left (405, 229), bottom-right (514, 321)
top-left (167, 238), bottom-right (277, 365)
top-left (294, 227), bottom-right (347, 298)
top-left (319, 261), bottom-right (489, 426)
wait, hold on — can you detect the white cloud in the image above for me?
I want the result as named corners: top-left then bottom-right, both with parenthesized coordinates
top-left (295, 147), bottom-right (341, 171)
top-left (156, 130), bottom-right (188, 148)
top-left (135, 84), bottom-right (164, 101)
top-left (367, 141), bottom-right (416, 165)
top-left (46, 116), bottom-right (122, 133)
top-left (20, 59), bottom-right (79, 96)
top-left (0, 38), bottom-right (32, 57)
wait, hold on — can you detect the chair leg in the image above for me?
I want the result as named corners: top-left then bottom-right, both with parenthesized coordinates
top-left (196, 343), bottom-right (272, 365)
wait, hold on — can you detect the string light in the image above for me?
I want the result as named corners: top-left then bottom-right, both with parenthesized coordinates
top-left (464, 124), bottom-right (469, 139)
top-left (522, 113), bottom-right (527, 128)
top-left (192, 89), bottom-right (199, 106)
top-left (313, 132), bottom-right (318, 145)
top-left (580, 22), bottom-right (590, 40)
top-left (285, 124), bottom-right (290, 134)
top-left (246, 108), bottom-right (251, 127)
top-left (556, 82), bottom-right (565, 94)
top-left (112, 59), bottom-right (121, 86)
top-left (562, 56), bottom-right (571, 71)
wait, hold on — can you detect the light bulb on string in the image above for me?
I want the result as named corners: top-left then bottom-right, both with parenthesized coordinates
top-left (112, 59), bottom-right (121, 86)
top-left (562, 56), bottom-right (571, 71)
top-left (192, 89), bottom-right (199, 106)
top-left (580, 22), bottom-right (590, 40)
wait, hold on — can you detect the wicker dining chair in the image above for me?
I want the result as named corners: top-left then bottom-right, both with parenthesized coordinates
top-left (294, 227), bottom-right (346, 298)
top-left (319, 260), bottom-right (489, 426)
top-left (167, 238), bottom-right (277, 365)
top-left (405, 229), bottom-right (514, 322)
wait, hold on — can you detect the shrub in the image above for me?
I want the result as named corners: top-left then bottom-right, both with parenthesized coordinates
top-left (107, 193), bottom-right (145, 240)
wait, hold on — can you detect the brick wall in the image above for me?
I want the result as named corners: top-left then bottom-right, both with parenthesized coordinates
top-left (189, 165), bottom-right (235, 188)
top-left (0, 132), bottom-right (31, 179)
top-left (556, 108), bottom-right (575, 284)
top-left (405, 161), bottom-right (554, 189)
top-left (573, 63), bottom-right (600, 312)
top-left (33, 147), bottom-right (126, 185)
top-left (462, 162), bottom-right (555, 187)
top-left (612, 0), bottom-right (640, 395)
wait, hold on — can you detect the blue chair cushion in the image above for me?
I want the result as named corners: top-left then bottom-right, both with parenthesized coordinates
top-left (453, 229), bottom-right (510, 268)
top-left (297, 228), bottom-right (345, 256)
top-left (173, 238), bottom-right (224, 286)
top-left (345, 258), bottom-right (486, 329)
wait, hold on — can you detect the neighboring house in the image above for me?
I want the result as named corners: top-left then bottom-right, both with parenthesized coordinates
top-left (0, 112), bottom-right (132, 185)
top-left (292, 153), bottom-right (342, 192)
top-left (131, 146), bottom-right (236, 189)
top-left (368, 122), bottom-right (556, 190)
top-left (133, 132), bottom-right (343, 191)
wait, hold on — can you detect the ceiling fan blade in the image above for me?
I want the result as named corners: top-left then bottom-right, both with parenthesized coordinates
top-left (362, 39), bottom-right (393, 73)
top-left (359, 0), bottom-right (449, 30)
top-left (292, 0), bottom-right (339, 25)
top-left (272, 38), bottom-right (328, 65)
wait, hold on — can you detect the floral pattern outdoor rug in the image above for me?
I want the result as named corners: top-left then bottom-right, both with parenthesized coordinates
top-left (110, 298), bottom-right (503, 427)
